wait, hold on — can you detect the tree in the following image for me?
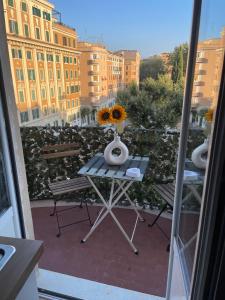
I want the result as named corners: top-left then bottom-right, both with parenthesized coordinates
top-left (117, 75), bottom-right (183, 129)
top-left (140, 56), bottom-right (166, 81)
top-left (170, 43), bottom-right (188, 83)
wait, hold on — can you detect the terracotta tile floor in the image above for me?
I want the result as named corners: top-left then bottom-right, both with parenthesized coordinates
top-left (32, 205), bottom-right (171, 297)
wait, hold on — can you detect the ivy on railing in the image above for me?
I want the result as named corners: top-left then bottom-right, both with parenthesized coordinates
top-left (20, 126), bottom-right (204, 209)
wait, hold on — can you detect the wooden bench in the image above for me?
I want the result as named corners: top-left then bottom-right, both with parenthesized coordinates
top-left (148, 183), bottom-right (175, 251)
top-left (41, 143), bottom-right (92, 237)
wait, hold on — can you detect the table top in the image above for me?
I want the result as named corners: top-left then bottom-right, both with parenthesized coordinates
top-left (78, 153), bottom-right (149, 182)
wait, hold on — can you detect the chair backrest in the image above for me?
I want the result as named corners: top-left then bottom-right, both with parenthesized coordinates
top-left (41, 143), bottom-right (80, 160)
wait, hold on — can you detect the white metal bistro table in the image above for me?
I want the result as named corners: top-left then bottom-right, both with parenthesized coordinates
top-left (78, 153), bottom-right (149, 254)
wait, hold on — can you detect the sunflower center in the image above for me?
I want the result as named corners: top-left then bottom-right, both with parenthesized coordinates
top-left (102, 112), bottom-right (110, 120)
top-left (112, 109), bottom-right (121, 119)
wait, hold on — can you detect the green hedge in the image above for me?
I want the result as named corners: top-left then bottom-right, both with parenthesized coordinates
top-left (20, 126), bottom-right (204, 209)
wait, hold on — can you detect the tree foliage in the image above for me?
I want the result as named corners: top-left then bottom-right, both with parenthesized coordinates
top-left (170, 43), bottom-right (188, 83)
top-left (117, 75), bottom-right (183, 129)
top-left (140, 55), bottom-right (166, 81)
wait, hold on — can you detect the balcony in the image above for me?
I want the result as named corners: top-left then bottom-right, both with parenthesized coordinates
top-left (89, 91), bottom-right (101, 97)
top-left (192, 92), bottom-right (203, 97)
top-left (195, 69), bottom-right (207, 75)
top-left (20, 126), bottom-right (183, 298)
top-left (88, 70), bottom-right (99, 76)
top-left (88, 59), bottom-right (99, 65)
top-left (88, 81), bottom-right (99, 86)
top-left (196, 57), bottom-right (208, 63)
top-left (193, 80), bottom-right (205, 86)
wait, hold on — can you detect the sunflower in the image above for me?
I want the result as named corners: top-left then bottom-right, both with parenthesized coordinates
top-left (205, 108), bottom-right (214, 123)
top-left (110, 105), bottom-right (127, 124)
top-left (97, 107), bottom-right (111, 125)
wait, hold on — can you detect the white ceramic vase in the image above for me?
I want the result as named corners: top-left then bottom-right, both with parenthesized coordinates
top-left (191, 139), bottom-right (209, 169)
top-left (104, 133), bottom-right (129, 165)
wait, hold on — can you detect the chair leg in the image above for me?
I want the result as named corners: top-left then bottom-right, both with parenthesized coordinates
top-left (80, 199), bottom-right (83, 208)
top-left (50, 200), bottom-right (57, 216)
top-left (55, 210), bottom-right (61, 237)
top-left (148, 203), bottom-right (168, 227)
top-left (85, 202), bottom-right (92, 226)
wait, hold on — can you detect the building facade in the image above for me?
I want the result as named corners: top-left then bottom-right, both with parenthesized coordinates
top-left (192, 29), bottom-right (225, 108)
top-left (116, 50), bottom-right (140, 87)
top-left (3, 0), bottom-right (81, 126)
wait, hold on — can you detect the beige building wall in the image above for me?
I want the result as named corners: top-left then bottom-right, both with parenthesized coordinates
top-left (3, 0), bottom-right (81, 126)
top-left (116, 50), bottom-right (140, 87)
top-left (192, 30), bottom-right (225, 108)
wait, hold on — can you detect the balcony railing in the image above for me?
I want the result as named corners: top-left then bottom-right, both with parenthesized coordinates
top-left (196, 57), bottom-right (208, 63)
top-left (193, 80), bottom-right (205, 86)
top-left (88, 81), bottom-right (99, 86)
top-left (195, 69), bottom-right (207, 75)
top-left (192, 92), bottom-right (203, 97)
top-left (88, 59), bottom-right (99, 65)
top-left (88, 70), bottom-right (99, 76)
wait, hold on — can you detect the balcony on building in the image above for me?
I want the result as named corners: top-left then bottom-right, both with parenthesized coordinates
top-left (88, 81), bottom-right (100, 86)
top-left (193, 80), bottom-right (205, 86)
top-left (88, 70), bottom-right (99, 76)
top-left (87, 59), bottom-right (99, 65)
top-left (196, 57), bottom-right (208, 63)
top-left (195, 69), bottom-right (207, 75)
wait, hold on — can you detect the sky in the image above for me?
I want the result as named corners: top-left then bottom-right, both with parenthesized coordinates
top-left (51, 0), bottom-right (194, 58)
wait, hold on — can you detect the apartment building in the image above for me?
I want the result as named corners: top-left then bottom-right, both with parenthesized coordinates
top-left (116, 50), bottom-right (140, 87)
top-left (3, 0), bottom-right (81, 126)
top-left (192, 28), bottom-right (225, 108)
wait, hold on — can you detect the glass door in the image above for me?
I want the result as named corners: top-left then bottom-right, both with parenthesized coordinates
top-left (167, 0), bottom-right (225, 298)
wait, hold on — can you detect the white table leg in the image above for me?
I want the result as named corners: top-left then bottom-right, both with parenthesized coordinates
top-left (116, 179), bottom-right (144, 222)
top-left (81, 177), bottom-right (139, 253)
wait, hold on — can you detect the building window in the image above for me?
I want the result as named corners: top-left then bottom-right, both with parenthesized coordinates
top-left (50, 87), bottom-right (55, 98)
top-left (63, 56), bottom-right (69, 64)
top-left (12, 48), bottom-right (22, 59)
top-left (65, 70), bottom-right (69, 79)
top-left (43, 11), bottom-right (51, 21)
top-left (45, 31), bottom-right (50, 42)
top-left (37, 52), bottom-right (44, 61)
top-left (31, 88), bottom-right (36, 101)
top-left (55, 55), bottom-right (60, 62)
top-left (73, 39), bottom-right (76, 48)
top-left (58, 87), bottom-right (62, 100)
top-left (28, 69), bottom-right (35, 80)
top-left (74, 58), bottom-right (77, 64)
top-left (20, 111), bottom-right (29, 123)
top-left (74, 70), bottom-right (78, 79)
top-left (71, 100), bottom-right (75, 108)
top-left (26, 50), bottom-right (32, 60)
top-left (18, 90), bottom-right (25, 102)
top-left (24, 24), bottom-right (29, 37)
top-left (32, 6), bottom-right (41, 17)
top-left (66, 86), bottom-right (70, 94)
top-left (21, 1), bottom-right (27, 12)
top-left (67, 100), bottom-right (70, 108)
top-left (57, 69), bottom-right (61, 80)
top-left (39, 69), bottom-right (45, 81)
top-left (35, 27), bottom-right (40, 40)
top-left (32, 108), bottom-right (39, 119)
top-left (41, 87), bottom-right (46, 100)
top-left (9, 20), bottom-right (18, 34)
top-left (62, 37), bottom-right (67, 46)
top-left (15, 69), bottom-right (24, 81)
top-left (54, 34), bottom-right (58, 44)
top-left (47, 54), bottom-right (53, 61)
top-left (43, 106), bottom-right (48, 115)
top-left (69, 57), bottom-right (73, 64)
top-left (48, 69), bottom-right (53, 80)
top-left (70, 70), bottom-right (73, 79)
top-left (8, 0), bottom-right (14, 7)
top-left (93, 53), bottom-right (98, 59)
